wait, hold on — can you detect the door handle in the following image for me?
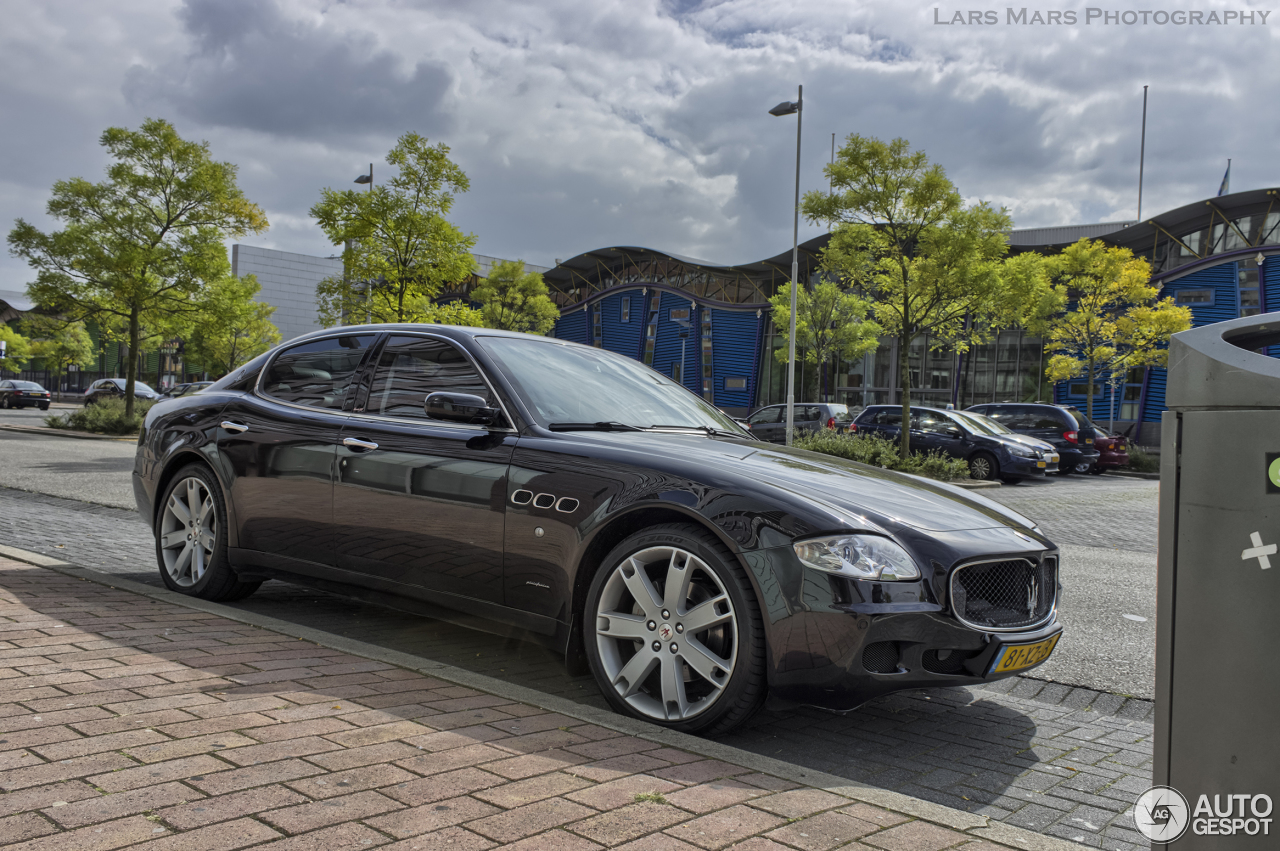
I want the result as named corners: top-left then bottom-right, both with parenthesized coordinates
top-left (343, 437), bottom-right (379, 451)
top-left (220, 421), bottom-right (249, 434)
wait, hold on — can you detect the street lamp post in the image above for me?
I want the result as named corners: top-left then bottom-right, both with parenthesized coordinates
top-left (352, 165), bottom-right (373, 323)
top-left (769, 85), bottom-right (803, 446)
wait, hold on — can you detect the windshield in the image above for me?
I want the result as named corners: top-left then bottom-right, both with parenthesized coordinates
top-left (13, 381), bottom-right (43, 390)
top-left (478, 336), bottom-right (748, 434)
top-left (1064, 408), bottom-right (1096, 431)
top-left (954, 410), bottom-right (1010, 436)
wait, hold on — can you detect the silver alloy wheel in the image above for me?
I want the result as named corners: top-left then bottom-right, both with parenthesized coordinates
top-left (594, 545), bottom-right (738, 722)
top-left (159, 476), bottom-right (217, 587)
top-left (969, 455), bottom-right (992, 480)
top-left (1074, 460), bottom-right (1092, 474)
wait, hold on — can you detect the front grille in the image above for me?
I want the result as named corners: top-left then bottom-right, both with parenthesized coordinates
top-left (951, 557), bottom-right (1056, 631)
top-left (862, 641), bottom-right (900, 674)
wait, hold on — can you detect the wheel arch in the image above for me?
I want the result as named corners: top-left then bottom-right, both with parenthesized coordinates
top-left (153, 449), bottom-right (230, 533)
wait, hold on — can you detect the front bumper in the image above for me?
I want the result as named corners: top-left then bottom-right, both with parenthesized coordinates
top-left (1001, 454), bottom-right (1054, 478)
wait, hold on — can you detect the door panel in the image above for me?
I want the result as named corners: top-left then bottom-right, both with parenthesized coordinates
top-left (333, 421), bottom-right (513, 602)
top-left (330, 334), bottom-right (513, 604)
top-left (217, 333), bottom-right (376, 570)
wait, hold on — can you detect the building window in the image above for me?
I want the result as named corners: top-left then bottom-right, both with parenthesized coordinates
top-left (591, 303), bottom-right (602, 347)
top-left (621, 297), bottom-right (630, 323)
top-left (643, 323), bottom-right (656, 365)
top-left (672, 362), bottom-right (682, 384)
top-left (670, 308), bottom-right (690, 322)
top-left (725, 377), bottom-right (747, 390)
top-left (1174, 289), bottom-right (1214, 306)
top-left (1239, 260), bottom-right (1261, 318)
top-left (1070, 383), bottom-right (1103, 397)
top-left (700, 310), bottom-right (713, 401)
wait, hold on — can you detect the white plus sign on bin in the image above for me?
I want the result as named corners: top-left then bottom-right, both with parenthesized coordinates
top-left (1241, 532), bottom-right (1277, 570)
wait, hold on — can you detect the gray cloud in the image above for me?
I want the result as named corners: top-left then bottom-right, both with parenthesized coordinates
top-left (123, 0), bottom-right (453, 139)
top-left (3, 0), bottom-right (1278, 295)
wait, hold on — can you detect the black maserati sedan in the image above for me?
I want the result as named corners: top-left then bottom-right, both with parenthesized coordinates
top-left (133, 325), bottom-right (1062, 734)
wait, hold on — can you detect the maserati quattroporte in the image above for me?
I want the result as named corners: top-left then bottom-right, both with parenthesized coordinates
top-left (134, 325), bottom-right (1062, 734)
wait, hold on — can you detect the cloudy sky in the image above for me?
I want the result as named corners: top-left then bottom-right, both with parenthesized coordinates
top-left (2, 0), bottom-right (1277, 292)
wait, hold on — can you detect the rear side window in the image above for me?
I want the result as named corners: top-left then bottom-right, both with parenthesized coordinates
top-left (872, 409), bottom-right (902, 426)
top-left (1027, 407), bottom-right (1069, 429)
top-left (826, 404), bottom-right (850, 418)
top-left (261, 335), bottom-right (376, 410)
top-left (365, 336), bottom-right (493, 420)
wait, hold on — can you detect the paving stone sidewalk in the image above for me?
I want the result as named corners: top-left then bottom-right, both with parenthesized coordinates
top-left (0, 557), bottom-right (1099, 851)
top-left (0, 486), bottom-right (1156, 850)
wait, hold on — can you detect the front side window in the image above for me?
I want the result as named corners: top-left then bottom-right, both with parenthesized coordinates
top-left (261, 334), bottom-right (375, 410)
top-left (365, 336), bottom-right (493, 421)
top-left (748, 406), bottom-right (781, 425)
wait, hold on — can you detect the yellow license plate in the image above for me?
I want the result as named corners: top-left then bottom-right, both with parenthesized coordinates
top-left (990, 633), bottom-right (1061, 674)
top-left (1037, 461), bottom-right (1046, 468)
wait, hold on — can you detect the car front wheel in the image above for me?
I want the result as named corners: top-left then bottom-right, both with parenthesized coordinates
top-left (585, 524), bottom-right (766, 735)
top-left (156, 464), bottom-right (260, 602)
top-left (968, 452), bottom-right (998, 481)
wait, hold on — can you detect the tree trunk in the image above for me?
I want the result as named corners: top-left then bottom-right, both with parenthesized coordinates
top-left (1085, 362), bottom-right (1095, 421)
top-left (125, 306), bottom-right (139, 419)
top-left (898, 328), bottom-right (912, 457)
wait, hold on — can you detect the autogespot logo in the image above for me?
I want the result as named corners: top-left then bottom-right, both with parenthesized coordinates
top-left (1135, 786), bottom-right (1276, 840)
top-left (1134, 786), bottom-right (1189, 842)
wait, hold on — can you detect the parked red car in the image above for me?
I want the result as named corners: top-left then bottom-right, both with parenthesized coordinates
top-left (1090, 427), bottom-right (1130, 474)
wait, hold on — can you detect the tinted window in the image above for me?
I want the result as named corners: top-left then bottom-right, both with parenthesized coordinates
top-left (1026, 407), bottom-right (1069, 429)
top-left (13, 381), bottom-right (42, 390)
top-left (915, 412), bottom-right (955, 433)
top-left (261, 334), bottom-right (374, 410)
top-left (826, 404), bottom-right (850, 418)
top-left (365, 336), bottom-right (492, 420)
top-left (799, 406), bottom-right (821, 421)
top-left (872, 409), bottom-right (902, 426)
top-left (748, 406), bottom-right (781, 425)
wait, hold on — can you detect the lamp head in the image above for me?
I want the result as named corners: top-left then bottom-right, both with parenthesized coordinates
top-left (353, 174), bottom-right (372, 185)
top-left (768, 100), bottom-right (799, 117)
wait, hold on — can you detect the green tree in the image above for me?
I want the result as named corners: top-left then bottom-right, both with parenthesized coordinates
top-left (768, 280), bottom-right (881, 404)
top-left (0, 323), bottom-right (33, 371)
top-left (312, 133), bottom-right (477, 325)
top-left (803, 135), bottom-right (1013, 454)
top-left (473, 260), bottom-right (559, 334)
top-left (1042, 239), bottom-right (1191, 420)
top-left (26, 317), bottom-right (95, 400)
top-left (9, 118), bottom-right (268, 416)
top-left (186, 275), bottom-right (282, 379)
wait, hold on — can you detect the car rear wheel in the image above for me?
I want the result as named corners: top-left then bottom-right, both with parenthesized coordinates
top-left (967, 452), bottom-right (998, 481)
top-left (156, 464), bottom-right (261, 602)
top-left (1074, 460), bottom-right (1093, 474)
top-left (585, 524), bottom-right (766, 735)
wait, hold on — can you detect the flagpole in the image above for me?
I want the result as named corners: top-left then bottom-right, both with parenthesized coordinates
top-left (1137, 85), bottom-right (1148, 221)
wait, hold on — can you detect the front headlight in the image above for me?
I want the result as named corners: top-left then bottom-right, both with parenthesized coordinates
top-left (793, 534), bottom-right (920, 581)
top-left (1009, 445), bottom-right (1037, 458)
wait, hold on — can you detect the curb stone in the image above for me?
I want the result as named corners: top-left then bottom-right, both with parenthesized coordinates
top-left (0, 541), bottom-right (1093, 850)
top-left (0, 422), bottom-right (136, 441)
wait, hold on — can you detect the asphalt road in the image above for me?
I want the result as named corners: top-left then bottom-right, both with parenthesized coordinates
top-left (0, 411), bottom-right (1158, 700)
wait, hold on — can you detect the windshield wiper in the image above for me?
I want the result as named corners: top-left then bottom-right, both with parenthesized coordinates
top-left (548, 421), bottom-right (645, 432)
top-left (647, 424), bottom-right (743, 438)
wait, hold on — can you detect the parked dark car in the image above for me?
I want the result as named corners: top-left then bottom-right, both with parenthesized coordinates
top-left (134, 325), bottom-right (1062, 734)
top-left (85, 378), bottom-right (162, 404)
top-left (965, 403), bottom-right (1100, 475)
top-left (852, 405), bottom-right (1059, 482)
top-left (162, 381), bottom-right (213, 399)
top-left (0, 380), bottom-right (52, 410)
top-left (743, 402), bottom-right (855, 443)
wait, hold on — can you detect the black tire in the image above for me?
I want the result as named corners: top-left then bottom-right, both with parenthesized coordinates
top-left (155, 464), bottom-right (259, 602)
top-left (999, 476), bottom-right (1021, 485)
top-left (39, 404), bottom-right (49, 411)
top-left (1089, 465), bottom-right (1104, 475)
top-left (583, 523), bottom-right (767, 735)
top-left (967, 452), bottom-right (999, 481)
top-left (1055, 466), bottom-right (1072, 476)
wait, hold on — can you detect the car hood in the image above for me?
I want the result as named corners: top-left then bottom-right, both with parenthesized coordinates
top-left (561, 431), bottom-right (1035, 534)
top-left (988, 432), bottom-right (1055, 452)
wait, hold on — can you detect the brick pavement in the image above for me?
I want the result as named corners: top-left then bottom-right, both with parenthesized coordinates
top-left (0, 486), bottom-right (1156, 850)
top-left (0, 556), bottom-right (1093, 851)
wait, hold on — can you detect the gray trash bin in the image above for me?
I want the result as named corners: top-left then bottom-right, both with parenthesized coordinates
top-left (1153, 312), bottom-right (1280, 848)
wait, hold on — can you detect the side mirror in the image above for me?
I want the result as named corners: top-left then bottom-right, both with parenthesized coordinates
top-left (424, 392), bottom-right (500, 426)
top-left (946, 427), bottom-right (963, 438)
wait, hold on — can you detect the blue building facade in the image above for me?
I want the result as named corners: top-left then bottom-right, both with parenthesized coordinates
top-left (543, 189), bottom-right (1280, 437)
